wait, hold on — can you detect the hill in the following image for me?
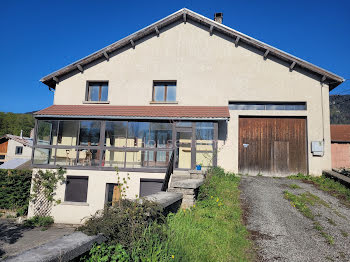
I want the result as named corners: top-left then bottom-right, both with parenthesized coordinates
top-left (0, 112), bottom-right (35, 137)
top-left (330, 95), bottom-right (350, 124)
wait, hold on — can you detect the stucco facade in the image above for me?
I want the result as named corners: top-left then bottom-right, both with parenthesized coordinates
top-left (29, 10), bottom-right (342, 224)
top-left (53, 20), bottom-right (331, 175)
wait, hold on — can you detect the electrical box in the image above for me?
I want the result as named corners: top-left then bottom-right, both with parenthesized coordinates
top-left (311, 141), bottom-right (324, 156)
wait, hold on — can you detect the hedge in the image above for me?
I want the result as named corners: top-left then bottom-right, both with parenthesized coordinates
top-left (0, 169), bottom-right (32, 215)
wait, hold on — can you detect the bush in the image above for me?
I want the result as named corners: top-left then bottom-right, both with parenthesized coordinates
top-left (0, 169), bottom-right (32, 214)
top-left (23, 215), bottom-right (54, 228)
top-left (84, 243), bottom-right (130, 262)
top-left (79, 199), bottom-right (164, 249)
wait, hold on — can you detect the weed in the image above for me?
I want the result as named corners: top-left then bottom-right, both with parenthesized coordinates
top-left (23, 216), bottom-right (54, 228)
top-left (289, 184), bottom-right (301, 189)
top-left (283, 191), bottom-right (314, 219)
top-left (327, 218), bottom-right (336, 226)
top-left (287, 174), bottom-right (350, 207)
top-left (313, 222), bottom-right (334, 245)
top-left (340, 230), bottom-right (348, 237)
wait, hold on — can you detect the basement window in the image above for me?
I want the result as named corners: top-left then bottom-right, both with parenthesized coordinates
top-left (64, 176), bottom-right (89, 202)
top-left (228, 102), bottom-right (307, 111)
top-left (152, 81), bottom-right (176, 102)
top-left (86, 82), bottom-right (108, 102)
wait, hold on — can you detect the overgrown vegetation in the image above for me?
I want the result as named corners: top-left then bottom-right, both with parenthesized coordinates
top-left (0, 112), bottom-right (35, 137)
top-left (81, 167), bottom-right (254, 261)
top-left (23, 215), bottom-right (54, 229)
top-left (30, 168), bottom-right (66, 209)
top-left (330, 95), bottom-right (350, 124)
top-left (0, 169), bottom-right (32, 216)
top-left (284, 190), bottom-right (334, 245)
top-left (288, 173), bottom-right (350, 207)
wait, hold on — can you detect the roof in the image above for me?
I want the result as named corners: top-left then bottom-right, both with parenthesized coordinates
top-left (0, 134), bottom-right (33, 147)
top-left (331, 125), bottom-right (350, 143)
top-left (0, 159), bottom-right (31, 170)
top-left (34, 105), bottom-right (230, 120)
top-left (40, 8), bottom-right (344, 90)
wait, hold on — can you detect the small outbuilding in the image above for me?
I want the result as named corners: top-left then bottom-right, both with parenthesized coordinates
top-left (331, 125), bottom-right (350, 169)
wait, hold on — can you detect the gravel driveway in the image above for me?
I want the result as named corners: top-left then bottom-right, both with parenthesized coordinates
top-left (240, 176), bottom-right (350, 262)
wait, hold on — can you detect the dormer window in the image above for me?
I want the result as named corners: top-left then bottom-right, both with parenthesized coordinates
top-left (152, 81), bottom-right (176, 102)
top-left (86, 81), bottom-right (108, 102)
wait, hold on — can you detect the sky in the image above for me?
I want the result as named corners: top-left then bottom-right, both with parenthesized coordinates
top-left (0, 0), bottom-right (349, 113)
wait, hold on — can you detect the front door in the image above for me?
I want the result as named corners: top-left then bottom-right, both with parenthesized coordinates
top-left (175, 127), bottom-right (193, 169)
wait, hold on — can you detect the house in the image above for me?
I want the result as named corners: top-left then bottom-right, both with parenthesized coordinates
top-left (28, 9), bottom-right (344, 224)
top-left (330, 125), bottom-right (350, 169)
top-left (0, 133), bottom-right (33, 169)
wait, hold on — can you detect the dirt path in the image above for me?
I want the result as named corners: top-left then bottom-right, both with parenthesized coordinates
top-left (0, 219), bottom-right (75, 260)
top-left (240, 176), bottom-right (350, 262)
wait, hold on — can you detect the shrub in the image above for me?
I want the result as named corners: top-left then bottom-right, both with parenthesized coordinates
top-left (79, 199), bottom-right (164, 249)
top-left (24, 215), bottom-right (54, 228)
top-left (84, 243), bottom-right (131, 262)
top-left (0, 169), bottom-right (32, 214)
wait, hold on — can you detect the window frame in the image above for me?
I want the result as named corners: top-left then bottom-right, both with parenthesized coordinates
top-left (228, 101), bottom-right (307, 111)
top-left (85, 81), bottom-right (109, 102)
top-left (64, 176), bottom-right (89, 203)
top-left (32, 119), bottom-right (219, 172)
top-left (152, 81), bottom-right (177, 102)
top-left (15, 146), bottom-right (23, 155)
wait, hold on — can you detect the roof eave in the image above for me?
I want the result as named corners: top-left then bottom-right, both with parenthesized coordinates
top-left (40, 8), bottom-right (345, 90)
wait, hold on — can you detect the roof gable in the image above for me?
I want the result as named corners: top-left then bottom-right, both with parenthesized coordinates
top-left (41, 8), bottom-right (344, 90)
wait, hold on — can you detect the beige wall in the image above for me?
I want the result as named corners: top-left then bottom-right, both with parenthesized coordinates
top-left (6, 140), bottom-right (32, 161)
top-left (28, 169), bottom-right (165, 224)
top-left (52, 20), bottom-right (331, 175)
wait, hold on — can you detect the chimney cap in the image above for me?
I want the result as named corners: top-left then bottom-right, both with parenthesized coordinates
top-left (214, 13), bottom-right (223, 24)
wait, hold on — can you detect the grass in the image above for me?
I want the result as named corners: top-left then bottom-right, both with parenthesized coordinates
top-left (166, 167), bottom-right (254, 262)
top-left (284, 190), bottom-right (334, 245)
top-left (288, 173), bottom-right (350, 207)
top-left (289, 184), bottom-right (301, 189)
top-left (340, 230), bottom-right (348, 237)
top-left (23, 216), bottom-right (54, 229)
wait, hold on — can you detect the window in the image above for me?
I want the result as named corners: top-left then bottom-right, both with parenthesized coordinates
top-left (105, 183), bottom-right (120, 205)
top-left (15, 146), bottom-right (23, 155)
top-left (152, 81), bottom-right (176, 102)
top-left (0, 155), bottom-right (5, 160)
top-left (37, 120), bottom-right (58, 145)
top-left (86, 82), bottom-right (108, 102)
top-left (228, 102), bottom-right (307, 111)
top-left (65, 176), bottom-right (88, 202)
top-left (79, 121), bottom-right (101, 146)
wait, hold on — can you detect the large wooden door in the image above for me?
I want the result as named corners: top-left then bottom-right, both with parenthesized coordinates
top-left (239, 117), bottom-right (307, 175)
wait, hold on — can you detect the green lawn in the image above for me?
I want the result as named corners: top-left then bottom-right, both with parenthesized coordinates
top-left (166, 168), bottom-right (254, 262)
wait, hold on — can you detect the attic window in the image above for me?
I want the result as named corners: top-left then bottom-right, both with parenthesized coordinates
top-left (86, 82), bottom-right (108, 102)
top-left (15, 146), bottom-right (23, 155)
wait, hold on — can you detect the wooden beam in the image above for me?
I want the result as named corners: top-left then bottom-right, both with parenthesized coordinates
top-left (263, 49), bottom-right (269, 59)
top-left (289, 61), bottom-right (296, 71)
top-left (130, 39), bottom-right (135, 49)
top-left (183, 13), bottom-right (186, 23)
top-left (53, 76), bottom-right (59, 83)
top-left (77, 64), bottom-right (83, 72)
top-left (235, 36), bottom-right (240, 47)
top-left (321, 75), bottom-right (327, 82)
top-left (155, 26), bottom-right (160, 36)
top-left (103, 51), bottom-right (109, 60)
top-left (209, 25), bottom-right (214, 35)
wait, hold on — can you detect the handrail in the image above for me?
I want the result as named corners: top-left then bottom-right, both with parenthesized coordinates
top-left (161, 149), bottom-right (175, 191)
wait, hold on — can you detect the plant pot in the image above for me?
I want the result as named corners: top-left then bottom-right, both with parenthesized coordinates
top-left (196, 165), bottom-right (202, 170)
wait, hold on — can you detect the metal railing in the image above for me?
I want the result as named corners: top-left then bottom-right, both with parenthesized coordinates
top-left (161, 149), bottom-right (175, 191)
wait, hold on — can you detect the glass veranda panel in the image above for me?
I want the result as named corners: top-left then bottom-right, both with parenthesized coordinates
top-left (77, 149), bottom-right (100, 166)
top-left (127, 122), bottom-right (150, 148)
top-left (57, 121), bottom-right (78, 146)
top-left (55, 148), bottom-right (77, 166)
top-left (33, 148), bottom-right (55, 165)
top-left (79, 121), bottom-right (101, 146)
top-left (36, 120), bottom-right (58, 145)
top-left (105, 121), bottom-right (127, 147)
top-left (103, 150), bottom-right (125, 168)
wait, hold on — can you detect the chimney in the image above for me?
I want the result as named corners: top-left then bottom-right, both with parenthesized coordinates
top-left (214, 13), bottom-right (223, 24)
top-left (20, 130), bottom-right (23, 139)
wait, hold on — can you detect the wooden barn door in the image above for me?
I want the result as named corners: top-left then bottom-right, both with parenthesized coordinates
top-left (239, 117), bottom-right (307, 175)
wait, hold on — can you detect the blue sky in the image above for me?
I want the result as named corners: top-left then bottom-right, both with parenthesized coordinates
top-left (0, 0), bottom-right (349, 113)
